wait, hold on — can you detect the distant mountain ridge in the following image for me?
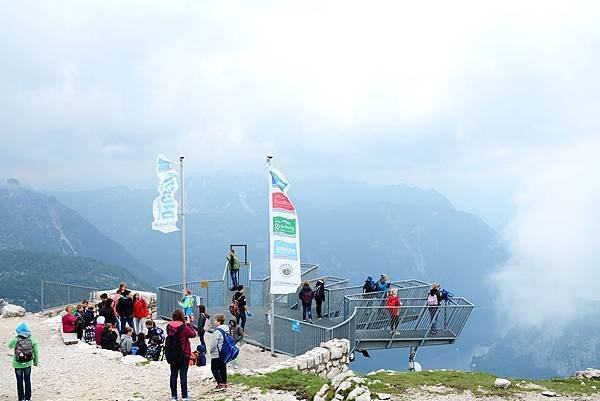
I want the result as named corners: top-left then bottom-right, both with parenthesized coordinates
top-left (48, 172), bottom-right (505, 305)
top-left (0, 178), bottom-right (165, 285)
top-left (0, 249), bottom-right (148, 311)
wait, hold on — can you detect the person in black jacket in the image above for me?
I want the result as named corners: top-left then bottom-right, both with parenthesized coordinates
top-left (314, 279), bottom-right (326, 319)
top-left (116, 290), bottom-right (134, 336)
top-left (195, 304), bottom-right (210, 348)
top-left (98, 297), bottom-right (117, 325)
top-left (100, 323), bottom-right (120, 351)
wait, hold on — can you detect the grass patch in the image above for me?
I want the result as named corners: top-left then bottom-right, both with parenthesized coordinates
top-left (229, 368), bottom-right (328, 400)
top-left (364, 370), bottom-right (600, 397)
top-left (135, 360), bottom-right (151, 367)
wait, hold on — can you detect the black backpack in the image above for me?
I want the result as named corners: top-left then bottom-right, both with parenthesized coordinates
top-left (164, 325), bottom-right (185, 365)
top-left (14, 335), bottom-right (33, 363)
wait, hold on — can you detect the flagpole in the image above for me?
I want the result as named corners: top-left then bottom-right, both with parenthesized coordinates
top-left (180, 156), bottom-right (187, 289)
top-left (267, 155), bottom-right (275, 356)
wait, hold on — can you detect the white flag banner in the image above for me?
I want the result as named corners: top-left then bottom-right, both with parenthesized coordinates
top-left (268, 166), bottom-right (301, 294)
top-left (152, 154), bottom-right (179, 233)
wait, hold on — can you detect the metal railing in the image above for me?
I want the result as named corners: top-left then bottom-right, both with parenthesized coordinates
top-left (324, 281), bottom-right (430, 319)
top-left (287, 275), bottom-right (349, 310)
top-left (248, 263), bottom-right (320, 307)
top-left (223, 261), bottom-right (252, 293)
top-left (352, 298), bottom-right (474, 341)
top-left (157, 283), bottom-right (208, 320)
top-left (41, 281), bottom-right (97, 311)
top-left (250, 277), bottom-right (269, 307)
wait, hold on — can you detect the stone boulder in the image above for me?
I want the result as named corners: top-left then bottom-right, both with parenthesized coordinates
top-left (122, 355), bottom-right (148, 365)
top-left (2, 303), bottom-right (26, 318)
top-left (494, 378), bottom-right (511, 389)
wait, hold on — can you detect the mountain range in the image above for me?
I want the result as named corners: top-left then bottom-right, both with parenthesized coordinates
top-left (3, 172), bottom-right (591, 378)
top-left (0, 178), bottom-right (165, 285)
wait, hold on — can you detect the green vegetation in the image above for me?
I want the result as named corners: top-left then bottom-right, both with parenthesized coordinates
top-left (0, 249), bottom-right (149, 311)
top-left (230, 369), bottom-right (600, 400)
top-left (364, 370), bottom-right (600, 397)
top-left (229, 368), bottom-right (328, 400)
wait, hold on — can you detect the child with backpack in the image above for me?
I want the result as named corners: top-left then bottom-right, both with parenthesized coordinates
top-left (165, 309), bottom-right (196, 401)
top-left (179, 289), bottom-right (195, 323)
top-left (209, 314), bottom-right (238, 391)
top-left (8, 322), bottom-right (39, 401)
top-left (228, 320), bottom-right (244, 369)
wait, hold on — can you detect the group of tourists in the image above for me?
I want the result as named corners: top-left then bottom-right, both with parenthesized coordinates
top-left (165, 304), bottom-right (242, 399)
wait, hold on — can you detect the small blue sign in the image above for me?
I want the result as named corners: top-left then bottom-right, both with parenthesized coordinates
top-left (291, 320), bottom-right (301, 333)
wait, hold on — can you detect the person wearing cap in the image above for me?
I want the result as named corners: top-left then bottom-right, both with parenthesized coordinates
top-left (8, 322), bottom-right (39, 401)
top-left (375, 274), bottom-right (391, 293)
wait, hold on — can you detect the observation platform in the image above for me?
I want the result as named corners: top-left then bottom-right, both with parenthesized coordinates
top-left (157, 262), bottom-right (474, 368)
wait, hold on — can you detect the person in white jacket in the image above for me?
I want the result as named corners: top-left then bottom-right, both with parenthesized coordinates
top-left (209, 314), bottom-right (230, 391)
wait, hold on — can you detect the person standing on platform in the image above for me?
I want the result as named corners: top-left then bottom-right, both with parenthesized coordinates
top-left (227, 249), bottom-right (240, 291)
top-left (314, 278), bottom-right (326, 319)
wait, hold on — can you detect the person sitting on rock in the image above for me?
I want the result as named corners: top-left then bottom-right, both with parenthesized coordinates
top-left (146, 335), bottom-right (163, 361)
top-left (120, 326), bottom-right (134, 355)
top-left (94, 316), bottom-right (105, 346)
top-left (133, 332), bottom-right (147, 357)
top-left (61, 304), bottom-right (78, 334)
top-left (100, 322), bottom-right (120, 351)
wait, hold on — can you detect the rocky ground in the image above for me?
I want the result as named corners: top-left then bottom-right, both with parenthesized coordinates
top-left (1, 313), bottom-right (599, 401)
top-left (0, 313), bottom-right (291, 401)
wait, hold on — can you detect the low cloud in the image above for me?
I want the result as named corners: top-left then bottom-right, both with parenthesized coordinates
top-left (491, 136), bottom-right (600, 327)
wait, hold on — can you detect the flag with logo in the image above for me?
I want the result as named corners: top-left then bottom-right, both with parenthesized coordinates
top-left (268, 165), bottom-right (301, 294)
top-left (152, 154), bottom-right (179, 233)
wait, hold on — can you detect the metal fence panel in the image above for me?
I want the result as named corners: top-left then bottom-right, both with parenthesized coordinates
top-left (41, 281), bottom-right (96, 311)
top-left (266, 315), bottom-right (330, 356)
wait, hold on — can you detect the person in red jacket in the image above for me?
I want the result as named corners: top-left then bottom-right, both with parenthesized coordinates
top-left (166, 309), bottom-right (196, 401)
top-left (62, 304), bottom-right (78, 333)
top-left (132, 293), bottom-right (150, 338)
top-left (386, 288), bottom-right (403, 334)
top-left (95, 316), bottom-right (105, 346)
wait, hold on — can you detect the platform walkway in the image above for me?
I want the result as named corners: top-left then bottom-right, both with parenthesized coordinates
top-left (157, 262), bottom-right (474, 367)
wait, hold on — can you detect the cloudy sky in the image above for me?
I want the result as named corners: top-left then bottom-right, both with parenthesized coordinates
top-left (2, 1), bottom-right (600, 324)
top-left (2, 1), bottom-right (599, 224)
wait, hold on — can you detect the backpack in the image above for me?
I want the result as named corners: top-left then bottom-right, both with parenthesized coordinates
top-left (14, 336), bottom-right (34, 363)
top-left (441, 289), bottom-right (453, 302)
top-left (427, 293), bottom-right (439, 306)
top-left (164, 325), bottom-right (185, 365)
top-left (229, 299), bottom-right (240, 317)
top-left (216, 328), bottom-right (239, 364)
top-left (300, 288), bottom-right (313, 304)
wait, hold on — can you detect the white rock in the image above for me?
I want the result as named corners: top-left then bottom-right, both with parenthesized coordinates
top-left (316, 384), bottom-right (329, 397)
top-left (541, 391), bottom-right (558, 397)
top-left (331, 370), bottom-right (355, 388)
top-left (494, 378), bottom-right (511, 389)
top-left (2, 304), bottom-right (26, 318)
top-left (122, 355), bottom-right (147, 365)
top-left (377, 393), bottom-right (391, 400)
top-left (337, 381), bottom-right (352, 393)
